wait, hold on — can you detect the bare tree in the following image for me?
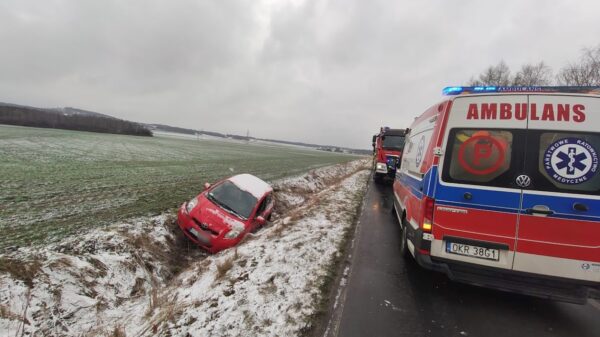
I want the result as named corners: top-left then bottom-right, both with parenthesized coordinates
top-left (512, 62), bottom-right (553, 85)
top-left (468, 61), bottom-right (512, 86)
top-left (557, 45), bottom-right (600, 85)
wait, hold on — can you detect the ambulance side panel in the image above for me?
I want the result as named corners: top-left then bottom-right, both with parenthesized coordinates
top-left (394, 103), bottom-right (444, 254)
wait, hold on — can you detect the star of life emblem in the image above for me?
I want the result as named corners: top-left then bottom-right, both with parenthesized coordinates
top-left (543, 138), bottom-right (598, 185)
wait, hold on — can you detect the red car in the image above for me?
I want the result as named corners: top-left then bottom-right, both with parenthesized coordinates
top-left (178, 174), bottom-right (274, 253)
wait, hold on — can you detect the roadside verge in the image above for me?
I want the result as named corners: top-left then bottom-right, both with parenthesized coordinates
top-left (0, 159), bottom-right (370, 337)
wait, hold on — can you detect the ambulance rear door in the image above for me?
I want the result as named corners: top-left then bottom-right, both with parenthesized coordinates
top-left (514, 94), bottom-right (600, 283)
top-left (432, 95), bottom-right (528, 270)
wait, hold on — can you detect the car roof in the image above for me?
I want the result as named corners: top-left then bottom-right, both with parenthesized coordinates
top-left (228, 174), bottom-right (272, 199)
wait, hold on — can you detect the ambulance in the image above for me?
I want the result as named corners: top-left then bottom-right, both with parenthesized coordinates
top-left (393, 86), bottom-right (600, 303)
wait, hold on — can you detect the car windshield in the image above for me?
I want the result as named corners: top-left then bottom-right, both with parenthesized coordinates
top-left (382, 135), bottom-right (405, 150)
top-left (207, 181), bottom-right (257, 219)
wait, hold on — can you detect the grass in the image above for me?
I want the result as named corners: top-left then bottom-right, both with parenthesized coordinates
top-left (301, 173), bottom-right (369, 337)
top-left (215, 256), bottom-right (235, 280)
top-left (111, 326), bottom-right (126, 337)
top-left (0, 256), bottom-right (42, 288)
top-left (0, 125), bottom-right (359, 250)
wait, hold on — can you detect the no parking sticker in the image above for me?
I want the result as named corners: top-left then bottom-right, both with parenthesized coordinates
top-left (458, 135), bottom-right (506, 175)
top-left (544, 138), bottom-right (598, 185)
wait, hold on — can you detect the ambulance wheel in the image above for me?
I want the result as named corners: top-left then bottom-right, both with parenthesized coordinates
top-left (399, 219), bottom-right (409, 257)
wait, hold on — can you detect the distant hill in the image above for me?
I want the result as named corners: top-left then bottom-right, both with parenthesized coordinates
top-left (0, 102), bottom-right (151, 137)
top-left (147, 123), bottom-right (370, 155)
top-left (53, 107), bottom-right (117, 119)
top-left (0, 101), bottom-right (369, 154)
top-left (147, 124), bottom-right (227, 139)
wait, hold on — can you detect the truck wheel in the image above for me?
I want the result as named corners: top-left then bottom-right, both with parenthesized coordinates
top-left (373, 173), bottom-right (383, 183)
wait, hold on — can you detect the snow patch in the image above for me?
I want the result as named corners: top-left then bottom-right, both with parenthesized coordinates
top-left (229, 174), bottom-right (273, 199)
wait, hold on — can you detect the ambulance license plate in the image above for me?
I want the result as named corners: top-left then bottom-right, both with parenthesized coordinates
top-left (446, 242), bottom-right (499, 261)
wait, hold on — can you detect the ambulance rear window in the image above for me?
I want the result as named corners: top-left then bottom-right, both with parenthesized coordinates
top-left (528, 131), bottom-right (600, 194)
top-left (443, 129), bottom-right (517, 186)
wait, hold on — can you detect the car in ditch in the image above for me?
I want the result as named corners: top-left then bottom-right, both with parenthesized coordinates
top-left (178, 173), bottom-right (274, 253)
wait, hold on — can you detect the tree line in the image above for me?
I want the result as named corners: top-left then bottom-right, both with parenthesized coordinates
top-left (468, 44), bottom-right (600, 86)
top-left (0, 105), bottom-right (152, 136)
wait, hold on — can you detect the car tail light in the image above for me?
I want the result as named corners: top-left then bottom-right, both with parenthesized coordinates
top-left (422, 197), bottom-right (435, 233)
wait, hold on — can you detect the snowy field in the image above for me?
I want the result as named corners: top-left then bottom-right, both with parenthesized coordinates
top-left (0, 125), bottom-right (359, 250)
top-left (0, 159), bottom-right (370, 337)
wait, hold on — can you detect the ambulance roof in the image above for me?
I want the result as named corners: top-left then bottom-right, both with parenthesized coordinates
top-left (443, 86), bottom-right (600, 96)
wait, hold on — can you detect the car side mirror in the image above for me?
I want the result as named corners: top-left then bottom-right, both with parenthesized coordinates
top-left (203, 182), bottom-right (211, 190)
top-left (256, 216), bottom-right (266, 225)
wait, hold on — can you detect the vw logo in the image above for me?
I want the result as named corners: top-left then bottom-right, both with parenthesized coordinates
top-left (515, 175), bottom-right (531, 188)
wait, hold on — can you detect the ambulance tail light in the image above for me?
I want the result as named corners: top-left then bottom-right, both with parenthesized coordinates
top-left (422, 197), bottom-right (435, 233)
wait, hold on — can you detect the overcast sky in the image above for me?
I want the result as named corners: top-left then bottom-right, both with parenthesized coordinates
top-left (1, 0), bottom-right (600, 149)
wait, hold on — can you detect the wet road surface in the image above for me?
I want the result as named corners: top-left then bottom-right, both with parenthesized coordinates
top-left (331, 179), bottom-right (600, 337)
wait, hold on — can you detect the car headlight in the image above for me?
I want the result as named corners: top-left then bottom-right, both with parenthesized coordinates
top-left (376, 162), bottom-right (387, 170)
top-left (186, 197), bottom-right (198, 213)
top-left (224, 222), bottom-right (245, 239)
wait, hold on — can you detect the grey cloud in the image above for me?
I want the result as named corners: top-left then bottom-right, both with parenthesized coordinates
top-left (1, 0), bottom-right (600, 148)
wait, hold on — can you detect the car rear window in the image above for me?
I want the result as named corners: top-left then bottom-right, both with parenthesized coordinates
top-left (442, 128), bottom-right (522, 188)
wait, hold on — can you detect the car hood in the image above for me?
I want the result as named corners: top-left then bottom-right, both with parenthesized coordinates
top-left (191, 194), bottom-right (247, 233)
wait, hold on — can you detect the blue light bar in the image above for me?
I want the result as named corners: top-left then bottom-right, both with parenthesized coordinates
top-left (442, 86), bottom-right (600, 96)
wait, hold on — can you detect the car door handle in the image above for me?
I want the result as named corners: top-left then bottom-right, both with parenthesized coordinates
top-left (526, 205), bottom-right (554, 215)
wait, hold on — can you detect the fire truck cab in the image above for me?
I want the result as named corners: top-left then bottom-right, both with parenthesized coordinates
top-left (372, 127), bottom-right (407, 181)
top-left (393, 86), bottom-right (600, 303)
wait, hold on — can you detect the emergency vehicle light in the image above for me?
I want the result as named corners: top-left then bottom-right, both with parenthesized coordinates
top-left (442, 86), bottom-right (600, 96)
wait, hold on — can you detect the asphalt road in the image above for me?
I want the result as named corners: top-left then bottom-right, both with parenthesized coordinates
top-left (330, 178), bottom-right (600, 337)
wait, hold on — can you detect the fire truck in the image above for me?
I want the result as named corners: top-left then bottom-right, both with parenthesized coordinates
top-left (372, 127), bottom-right (408, 181)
